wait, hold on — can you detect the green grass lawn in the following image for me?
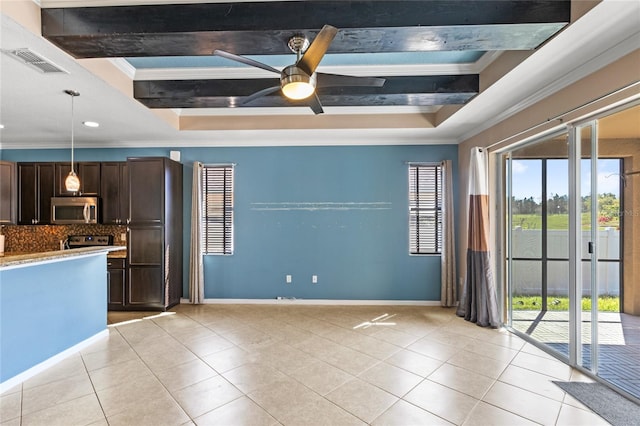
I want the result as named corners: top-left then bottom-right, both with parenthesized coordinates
top-left (512, 295), bottom-right (619, 312)
top-left (511, 213), bottom-right (619, 230)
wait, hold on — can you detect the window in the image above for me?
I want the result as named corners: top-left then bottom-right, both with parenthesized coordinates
top-left (202, 165), bottom-right (234, 254)
top-left (409, 163), bottom-right (442, 254)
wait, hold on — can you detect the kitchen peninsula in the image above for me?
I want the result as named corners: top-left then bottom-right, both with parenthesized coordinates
top-left (0, 245), bottom-right (124, 391)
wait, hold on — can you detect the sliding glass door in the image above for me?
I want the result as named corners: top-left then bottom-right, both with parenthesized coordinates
top-left (577, 121), bottom-right (625, 383)
top-left (504, 102), bottom-right (637, 399)
top-left (507, 133), bottom-right (571, 358)
top-left (577, 121), bottom-right (599, 371)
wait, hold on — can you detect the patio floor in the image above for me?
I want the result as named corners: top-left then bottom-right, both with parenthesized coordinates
top-left (512, 310), bottom-right (640, 399)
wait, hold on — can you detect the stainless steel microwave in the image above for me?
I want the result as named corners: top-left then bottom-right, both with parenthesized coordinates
top-left (51, 197), bottom-right (99, 224)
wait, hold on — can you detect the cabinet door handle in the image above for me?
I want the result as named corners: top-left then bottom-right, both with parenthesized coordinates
top-left (107, 262), bottom-right (112, 266)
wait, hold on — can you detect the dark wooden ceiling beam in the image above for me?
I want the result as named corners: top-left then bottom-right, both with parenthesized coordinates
top-left (133, 75), bottom-right (479, 108)
top-left (41, 1), bottom-right (570, 58)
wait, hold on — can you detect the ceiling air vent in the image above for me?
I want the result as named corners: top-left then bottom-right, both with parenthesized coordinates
top-left (2, 48), bottom-right (68, 74)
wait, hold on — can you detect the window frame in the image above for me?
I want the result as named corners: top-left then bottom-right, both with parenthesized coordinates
top-left (408, 162), bottom-right (443, 255)
top-left (201, 164), bottom-right (234, 255)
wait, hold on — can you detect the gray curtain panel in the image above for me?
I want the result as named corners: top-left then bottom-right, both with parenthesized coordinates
top-left (456, 148), bottom-right (500, 327)
top-left (189, 161), bottom-right (205, 304)
top-left (441, 160), bottom-right (457, 307)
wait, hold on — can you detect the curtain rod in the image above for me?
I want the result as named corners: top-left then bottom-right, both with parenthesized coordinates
top-left (404, 161), bottom-right (442, 165)
top-left (484, 80), bottom-right (640, 151)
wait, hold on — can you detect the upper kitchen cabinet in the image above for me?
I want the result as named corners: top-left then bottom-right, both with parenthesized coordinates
top-left (18, 163), bottom-right (55, 225)
top-left (128, 157), bottom-right (168, 224)
top-left (101, 162), bottom-right (129, 224)
top-left (55, 162), bottom-right (101, 196)
top-left (0, 161), bottom-right (17, 224)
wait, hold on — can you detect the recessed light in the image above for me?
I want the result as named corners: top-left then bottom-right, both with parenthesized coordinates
top-left (83, 121), bottom-right (99, 128)
top-left (0, 124), bottom-right (4, 129)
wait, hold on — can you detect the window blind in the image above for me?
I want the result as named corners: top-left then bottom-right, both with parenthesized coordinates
top-left (202, 165), bottom-right (234, 255)
top-left (409, 164), bottom-right (442, 254)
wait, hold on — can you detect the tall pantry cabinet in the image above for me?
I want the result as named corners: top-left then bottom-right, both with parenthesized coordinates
top-left (127, 157), bottom-right (183, 310)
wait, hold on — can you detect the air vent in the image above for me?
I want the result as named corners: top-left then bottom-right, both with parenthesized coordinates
top-left (2, 48), bottom-right (68, 74)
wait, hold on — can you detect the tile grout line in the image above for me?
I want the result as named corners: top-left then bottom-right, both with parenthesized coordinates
top-left (79, 341), bottom-right (110, 425)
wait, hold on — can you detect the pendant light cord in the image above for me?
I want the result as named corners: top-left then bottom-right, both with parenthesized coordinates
top-left (70, 93), bottom-right (75, 173)
top-left (64, 89), bottom-right (80, 174)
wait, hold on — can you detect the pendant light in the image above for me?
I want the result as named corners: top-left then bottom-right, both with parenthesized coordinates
top-left (64, 89), bottom-right (80, 192)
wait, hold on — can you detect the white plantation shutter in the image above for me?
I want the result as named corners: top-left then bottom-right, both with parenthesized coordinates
top-left (409, 164), bottom-right (443, 254)
top-left (202, 165), bottom-right (234, 254)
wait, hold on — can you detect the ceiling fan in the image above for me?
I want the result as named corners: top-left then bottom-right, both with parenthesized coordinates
top-left (213, 25), bottom-right (386, 114)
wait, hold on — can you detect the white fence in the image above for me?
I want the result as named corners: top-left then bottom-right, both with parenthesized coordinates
top-left (511, 228), bottom-right (620, 297)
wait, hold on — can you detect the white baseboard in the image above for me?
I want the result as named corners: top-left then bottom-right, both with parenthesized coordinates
top-left (180, 298), bottom-right (441, 306)
top-left (0, 329), bottom-right (109, 393)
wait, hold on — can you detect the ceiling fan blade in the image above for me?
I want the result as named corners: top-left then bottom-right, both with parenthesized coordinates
top-left (213, 50), bottom-right (281, 75)
top-left (296, 25), bottom-right (338, 76)
top-left (316, 73), bottom-right (386, 88)
top-left (241, 86), bottom-right (281, 105)
top-left (308, 94), bottom-right (324, 115)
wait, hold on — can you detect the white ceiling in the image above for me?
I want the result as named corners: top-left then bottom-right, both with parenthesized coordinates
top-left (0, 0), bottom-right (639, 149)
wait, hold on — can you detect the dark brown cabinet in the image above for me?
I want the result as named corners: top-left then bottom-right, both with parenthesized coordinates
top-left (107, 258), bottom-right (126, 310)
top-left (55, 162), bottom-right (101, 196)
top-left (128, 158), bottom-right (165, 224)
top-left (14, 157), bottom-right (182, 311)
top-left (18, 163), bottom-right (55, 225)
top-left (0, 161), bottom-right (17, 224)
top-left (126, 157), bottom-right (182, 311)
top-left (101, 162), bottom-right (128, 224)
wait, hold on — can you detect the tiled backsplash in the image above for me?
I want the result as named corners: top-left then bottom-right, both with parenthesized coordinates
top-left (0, 224), bottom-right (127, 253)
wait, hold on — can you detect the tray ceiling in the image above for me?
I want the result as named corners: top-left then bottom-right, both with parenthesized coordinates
top-left (1, 0), bottom-right (638, 148)
top-left (40, 1), bottom-right (569, 112)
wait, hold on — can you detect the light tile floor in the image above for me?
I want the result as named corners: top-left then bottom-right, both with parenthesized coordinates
top-left (1, 304), bottom-right (612, 425)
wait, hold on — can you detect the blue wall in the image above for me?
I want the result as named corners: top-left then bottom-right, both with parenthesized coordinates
top-left (1, 254), bottom-right (107, 383)
top-left (2, 144), bottom-right (457, 301)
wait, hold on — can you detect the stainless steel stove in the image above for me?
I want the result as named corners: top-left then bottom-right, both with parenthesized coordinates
top-left (67, 235), bottom-right (113, 249)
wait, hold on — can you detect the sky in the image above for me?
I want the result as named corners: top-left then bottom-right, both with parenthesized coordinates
top-left (511, 159), bottom-right (621, 201)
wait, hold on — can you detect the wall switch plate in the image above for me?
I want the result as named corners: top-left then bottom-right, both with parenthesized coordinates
top-left (312, 275), bottom-right (318, 284)
top-left (120, 233), bottom-right (127, 242)
top-left (286, 275), bottom-right (292, 284)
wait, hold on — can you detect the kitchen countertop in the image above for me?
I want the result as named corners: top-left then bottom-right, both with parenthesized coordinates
top-left (0, 246), bottom-right (126, 270)
top-left (107, 249), bottom-right (127, 259)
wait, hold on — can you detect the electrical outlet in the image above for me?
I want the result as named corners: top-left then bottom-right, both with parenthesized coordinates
top-left (120, 233), bottom-right (127, 242)
top-left (286, 275), bottom-right (292, 284)
top-left (312, 275), bottom-right (318, 284)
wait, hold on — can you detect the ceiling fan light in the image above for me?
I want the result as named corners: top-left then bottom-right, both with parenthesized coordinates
top-left (65, 171), bottom-right (80, 192)
top-left (282, 81), bottom-right (315, 100)
top-left (281, 65), bottom-right (316, 100)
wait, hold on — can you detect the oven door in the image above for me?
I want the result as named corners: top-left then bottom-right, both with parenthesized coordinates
top-left (51, 197), bottom-right (98, 224)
